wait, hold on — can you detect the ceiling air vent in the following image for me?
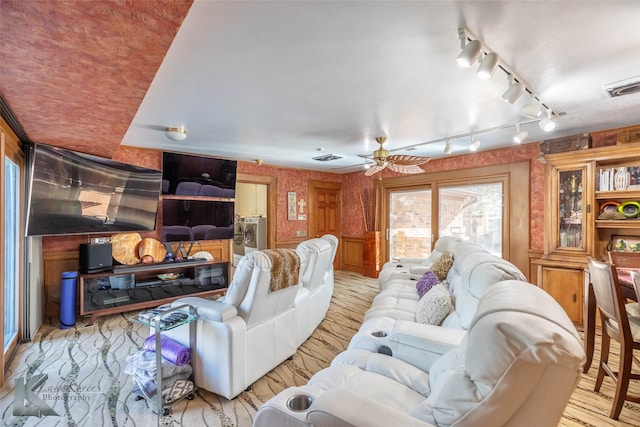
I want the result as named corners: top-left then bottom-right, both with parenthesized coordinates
top-left (603, 76), bottom-right (640, 98)
top-left (312, 153), bottom-right (343, 162)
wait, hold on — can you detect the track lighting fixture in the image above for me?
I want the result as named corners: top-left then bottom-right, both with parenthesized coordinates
top-left (513, 124), bottom-right (528, 144)
top-left (477, 52), bottom-right (499, 79)
top-left (469, 135), bottom-right (481, 151)
top-left (539, 109), bottom-right (557, 132)
top-left (443, 139), bottom-right (453, 155)
top-left (521, 95), bottom-right (542, 118)
top-left (456, 27), bottom-right (557, 136)
top-left (456, 30), bottom-right (482, 68)
top-left (502, 76), bottom-right (525, 104)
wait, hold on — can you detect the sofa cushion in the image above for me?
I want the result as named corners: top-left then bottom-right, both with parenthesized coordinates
top-left (415, 284), bottom-right (453, 325)
top-left (430, 252), bottom-right (453, 281)
top-left (416, 271), bottom-right (440, 298)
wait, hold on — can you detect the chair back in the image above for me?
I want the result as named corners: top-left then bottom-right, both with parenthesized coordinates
top-left (631, 270), bottom-right (640, 301)
top-left (588, 258), bottom-right (631, 338)
top-left (221, 249), bottom-right (309, 328)
top-left (296, 238), bottom-right (335, 292)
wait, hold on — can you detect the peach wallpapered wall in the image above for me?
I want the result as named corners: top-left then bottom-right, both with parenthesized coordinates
top-left (42, 142), bottom-right (548, 252)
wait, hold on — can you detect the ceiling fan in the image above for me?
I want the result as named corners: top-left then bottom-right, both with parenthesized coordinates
top-left (360, 136), bottom-right (430, 176)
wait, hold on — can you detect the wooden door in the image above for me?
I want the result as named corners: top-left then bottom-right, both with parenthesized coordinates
top-left (309, 181), bottom-right (341, 269)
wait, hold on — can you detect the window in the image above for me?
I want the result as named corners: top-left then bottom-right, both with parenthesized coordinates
top-left (388, 189), bottom-right (432, 260)
top-left (438, 182), bottom-right (503, 256)
top-left (380, 162), bottom-right (527, 271)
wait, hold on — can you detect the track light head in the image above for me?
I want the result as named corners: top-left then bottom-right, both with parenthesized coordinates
top-left (539, 110), bottom-right (557, 132)
top-left (502, 79), bottom-right (525, 104)
top-left (513, 124), bottom-right (528, 144)
top-left (469, 136), bottom-right (481, 151)
top-left (521, 97), bottom-right (542, 118)
top-left (477, 52), bottom-right (499, 79)
top-left (443, 139), bottom-right (453, 155)
top-left (457, 39), bottom-right (482, 68)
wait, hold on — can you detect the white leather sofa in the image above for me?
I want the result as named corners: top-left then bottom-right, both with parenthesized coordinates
top-left (166, 236), bottom-right (337, 400)
top-left (350, 237), bottom-right (527, 371)
top-left (253, 280), bottom-right (586, 427)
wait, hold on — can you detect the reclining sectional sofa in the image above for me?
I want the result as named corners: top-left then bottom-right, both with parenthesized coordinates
top-left (254, 236), bottom-right (586, 426)
top-left (164, 234), bottom-right (338, 400)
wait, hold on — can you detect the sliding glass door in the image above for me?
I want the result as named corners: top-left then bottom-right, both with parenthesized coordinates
top-left (1, 123), bottom-right (23, 385)
top-left (438, 182), bottom-right (503, 256)
top-left (385, 177), bottom-right (507, 261)
top-left (388, 188), bottom-right (432, 260)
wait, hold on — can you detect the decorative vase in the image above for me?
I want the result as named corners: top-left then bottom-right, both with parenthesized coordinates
top-left (614, 167), bottom-right (630, 190)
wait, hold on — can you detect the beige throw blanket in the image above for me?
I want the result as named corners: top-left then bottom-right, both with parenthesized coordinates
top-left (263, 249), bottom-right (300, 292)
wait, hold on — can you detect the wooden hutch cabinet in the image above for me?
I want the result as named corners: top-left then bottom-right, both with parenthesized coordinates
top-left (535, 141), bottom-right (640, 324)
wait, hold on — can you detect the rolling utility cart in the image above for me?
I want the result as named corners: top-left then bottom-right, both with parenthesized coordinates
top-left (130, 303), bottom-right (197, 422)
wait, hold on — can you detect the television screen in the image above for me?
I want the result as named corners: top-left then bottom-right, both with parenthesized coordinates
top-left (26, 144), bottom-right (162, 236)
top-left (162, 152), bottom-right (237, 198)
top-left (162, 199), bottom-right (235, 241)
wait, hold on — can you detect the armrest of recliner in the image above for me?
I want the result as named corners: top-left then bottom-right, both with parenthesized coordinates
top-left (172, 297), bottom-right (237, 322)
top-left (390, 321), bottom-right (466, 352)
top-left (307, 389), bottom-right (433, 427)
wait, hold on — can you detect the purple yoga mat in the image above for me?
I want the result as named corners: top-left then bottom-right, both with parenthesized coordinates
top-left (142, 335), bottom-right (191, 366)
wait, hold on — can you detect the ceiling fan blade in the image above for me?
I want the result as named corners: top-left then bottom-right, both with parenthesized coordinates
top-left (364, 164), bottom-right (385, 176)
top-left (389, 154), bottom-right (431, 166)
top-left (388, 163), bottom-right (425, 174)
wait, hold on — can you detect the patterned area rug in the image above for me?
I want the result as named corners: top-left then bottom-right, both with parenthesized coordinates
top-left (0, 271), bottom-right (377, 427)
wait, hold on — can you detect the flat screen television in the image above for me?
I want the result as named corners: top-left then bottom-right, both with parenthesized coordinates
top-left (26, 144), bottom-right (162, 236)
top-left (162, 151), bottom-right (237, 198)
top-left (162, 199), bottom-right (235, 241)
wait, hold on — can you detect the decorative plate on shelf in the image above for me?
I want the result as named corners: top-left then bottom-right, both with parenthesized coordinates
top-left (138, 237), bottom-right (167, 263)
top-left (599, 200), bottom-right (620, 213)
top-left (618, 201), bottom-right (640, 218)
top-left (191, 251), bottom-right (214, 261)
top-left (111, 232), bottom-right (142, 265)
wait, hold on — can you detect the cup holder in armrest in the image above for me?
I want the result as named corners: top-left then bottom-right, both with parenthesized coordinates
top-left (287, 394), bottom-right (313, 412)
top-left (371, 330), bottom-right (387, 338)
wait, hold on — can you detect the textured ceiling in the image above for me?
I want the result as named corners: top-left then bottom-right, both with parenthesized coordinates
top-left (1, 1), bottom-right (640, 173)
top-left (0, 0), bottom-right (193, 158)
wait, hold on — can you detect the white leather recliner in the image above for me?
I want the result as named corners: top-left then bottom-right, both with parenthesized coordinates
top-left (168, 248), bottom-right (309, 400)
top-left (254, 280), bottom-right (586, 427)
top-left (294, 235), bottom-right (338, 343)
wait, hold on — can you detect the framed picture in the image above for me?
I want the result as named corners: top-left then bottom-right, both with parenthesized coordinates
top-left (287, 192), bottom-right (297, 221)
top-left (610, 235), bottom-right (640, 252)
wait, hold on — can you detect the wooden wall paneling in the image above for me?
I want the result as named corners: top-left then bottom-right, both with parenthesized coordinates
top-left (342, 237), bottom-right (364, 275)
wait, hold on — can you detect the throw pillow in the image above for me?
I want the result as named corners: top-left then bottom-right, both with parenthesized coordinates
top-left (416, 271), bottom-right (440, 298)
top-left (430, 252), bottom-right (454, 281)
top-left (415, 283), bottom-right (453, 325)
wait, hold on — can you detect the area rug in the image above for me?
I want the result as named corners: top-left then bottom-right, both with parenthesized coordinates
top-left (0, 271), bottom-right (378, 427)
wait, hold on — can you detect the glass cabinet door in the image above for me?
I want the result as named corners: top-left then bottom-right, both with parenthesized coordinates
top-left (557, 168), bottom-right (585, 250)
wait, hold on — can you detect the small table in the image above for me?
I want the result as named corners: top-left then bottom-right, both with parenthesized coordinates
top-left (583, 267), bottom-right (639, 373)
top-left (130, 304), bottom-right (198, 424)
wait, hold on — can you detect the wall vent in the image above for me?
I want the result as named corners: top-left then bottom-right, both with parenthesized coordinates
top-left (312, 153), bottom-right (343, 162)
top-left (603, 76), bottom-right (640, 98)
